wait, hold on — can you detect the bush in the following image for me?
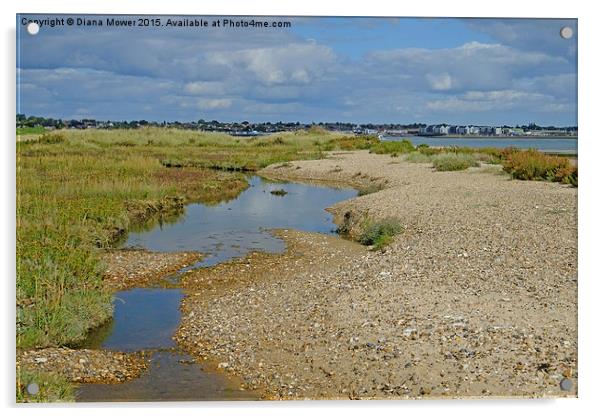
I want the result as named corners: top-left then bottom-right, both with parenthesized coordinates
top-left (431, 152), bottom-right (479, 171)
top-left (370, 139), bottom-right (415, 155)
top-left (502, 149), bottom-right (576, 186)
top-left (556, 166), bottom-right (578, 186)
top-left (358, 217), bottom-right (403, 250)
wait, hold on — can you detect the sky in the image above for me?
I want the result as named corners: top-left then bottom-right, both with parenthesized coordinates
top-left (16, 15), bottom-right (577, 126)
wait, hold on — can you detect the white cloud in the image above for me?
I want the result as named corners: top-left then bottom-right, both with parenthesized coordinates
top-left (196, 98), bottom-right (232, 110)
top-left (183, 81), bottom-right (225, 95)
top-left (365, 41), bottom-right (568, 93)
top-left (426, 73), bottom-right (453, 91)
top-left (208, 43), bottom-right (336, 86)
top-left (425, 89), bottom-right (570, 113)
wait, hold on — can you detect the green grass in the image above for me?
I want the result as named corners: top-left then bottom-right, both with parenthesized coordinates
top-left (358, 217), bottom-right (404, 251)
top-left (404, 151), bottom-right (433, 163)
top-left (17, 126), bottom-right (46, 135)
top-left (16, 127), bottom-right (375, 349)
top-left (431, 152), bottom-right (480, 171)
top-left (369, 139), bottom-right (415, 155)
top-left (16, 369), bottom-right (74, 403)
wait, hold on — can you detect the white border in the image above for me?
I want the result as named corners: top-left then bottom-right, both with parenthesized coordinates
top-left (2, 1), bottom-right (600, 415)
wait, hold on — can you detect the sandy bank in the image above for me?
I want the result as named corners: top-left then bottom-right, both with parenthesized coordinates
top-left (100, 249), bottom-right (201, 290)
top-left (176, 150), bottom-right (577, 399)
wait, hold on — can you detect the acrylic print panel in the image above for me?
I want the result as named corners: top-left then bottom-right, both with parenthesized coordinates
top-left (16, 15), bottom-right (577, 402)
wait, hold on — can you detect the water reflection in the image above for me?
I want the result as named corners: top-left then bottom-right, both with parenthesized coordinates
top-left (123, 176), bottom-right (357, 266)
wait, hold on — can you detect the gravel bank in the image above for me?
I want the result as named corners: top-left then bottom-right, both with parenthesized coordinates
top-left (177, 151), bottom-right (577, 399)
top-left (18, 348), bottom-right (149, 383)
top-left (100, 249), bottom-right (201, 290)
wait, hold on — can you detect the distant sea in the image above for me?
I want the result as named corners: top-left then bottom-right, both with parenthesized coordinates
top-left (381, 136), bottom-right (578, 154)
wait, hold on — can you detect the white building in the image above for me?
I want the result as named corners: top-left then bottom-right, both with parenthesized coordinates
top-left (436, 125), bottom-right (450, 135)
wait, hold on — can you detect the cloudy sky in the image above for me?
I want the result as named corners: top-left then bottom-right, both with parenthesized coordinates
top-left (17, 15), bottom-right (577, 125)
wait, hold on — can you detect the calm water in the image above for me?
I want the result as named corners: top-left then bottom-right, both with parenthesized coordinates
top-left (382, 136), bottom-right (578, 154)
top-left (76, 351), bottom-right (257, 402)
top-left (83, 288), bottom-right (183, 352)
top-left (77, 176), bottom-right (357, 402)
top-left (124, 175), bottom-right (357, 266)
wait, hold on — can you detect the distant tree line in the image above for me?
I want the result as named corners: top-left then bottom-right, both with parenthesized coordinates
top-left (16, 114), bottom-right (577, 133)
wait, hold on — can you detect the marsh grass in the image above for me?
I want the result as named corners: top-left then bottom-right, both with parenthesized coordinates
top-left (16, 369), bottom-right (74, 402)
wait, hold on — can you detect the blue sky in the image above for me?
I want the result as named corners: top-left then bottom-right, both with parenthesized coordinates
top-left (17, 15), bottom-right (577, 125)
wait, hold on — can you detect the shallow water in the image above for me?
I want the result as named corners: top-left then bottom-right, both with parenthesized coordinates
top-left (76, 351), bottom-right (257, 402)
top-left (83, 289), bottom-right (183, 351)
top-left (381, 135), bottom-right (578, 154)
top-left (77, 175), bottom-right (356, 402)
top-left (124, 175), bottom-right (357, 266)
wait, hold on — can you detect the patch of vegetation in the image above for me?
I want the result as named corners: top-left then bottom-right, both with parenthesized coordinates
top-left (270, 188), bottom-right (288, 196)
top-left (357, 182), bottom-right (386, 196)
top-left (502, 149), bottom-right (577, 186)
top-left (16, 369), bottom-right (74, 403)
top-left (404, 151), bottom-right (433, 163)
top-left (415, 144), bottom-right (516, 165)
top-left (358, 217), bottom-right (403, 251)
top-left (369, 139), bottom-right (415, 155)
top-left (17, 126), bottom-right (46, 135)
top-left (38, 132), bottom-right (67, 144)
top-left (306, 125), bottom-right (328, 134)
top-left (431, 152), bottom-right (480, 171)
top-left (328, 135), bottom-right (379, 150)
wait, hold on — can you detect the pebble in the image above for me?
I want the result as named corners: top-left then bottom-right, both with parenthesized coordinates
top-left (17, 348), bottom-right (148, 384)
